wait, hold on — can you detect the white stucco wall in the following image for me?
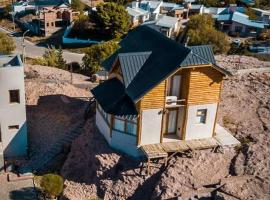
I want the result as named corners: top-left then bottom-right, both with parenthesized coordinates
top-left (140, 109), bottom-right (163, 145)
top-left (185, 103), bottom-right (217, 140)
top-left (0, 60), bottom-right (28, 157)
top-left (111, 130), bottom-right (141, 157)
top-left (95, 109), bottom-right (111, 144)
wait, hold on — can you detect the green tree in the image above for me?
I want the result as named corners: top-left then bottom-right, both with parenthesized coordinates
top-left (187, 14), bottom-right (230, 54)
top-left (0, 32), bottom-right (15, 54)
top-left (95, 2), bottom-right (131, 38)
top-left (40, 174), bottom-right (63, 199)
top-left (83, 40), bottom-right (119, 75)
top-left (71, 0), bottom-right (85, 12)
top-left (57, 47), bottom-right (67, 69)
top-left (198, 0), bottom-right (218, 7)
top-left (246, 7), bottom-right (257, 20)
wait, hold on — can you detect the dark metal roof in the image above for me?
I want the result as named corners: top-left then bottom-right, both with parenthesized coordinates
top-left (93, 26), bottom-right (230, 116)
top-left (91, 78), bottom-right (138, 116)
top-left (118, 52), bottom-right (152, 88)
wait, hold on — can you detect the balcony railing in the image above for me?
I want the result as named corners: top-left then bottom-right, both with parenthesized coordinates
top-left (165, 96), bottom-right (185, 107)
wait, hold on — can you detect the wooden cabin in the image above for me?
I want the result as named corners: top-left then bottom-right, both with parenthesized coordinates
top-left (91, 26), bottom-right (231, 157)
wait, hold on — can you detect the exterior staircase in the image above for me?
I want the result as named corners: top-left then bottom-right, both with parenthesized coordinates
top-left (29, 121), bottom-right (86, 172)
top-left (27, 98), bottom-right (96, 172)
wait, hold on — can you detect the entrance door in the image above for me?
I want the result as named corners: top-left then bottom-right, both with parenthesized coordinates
top-left (167, 109), bottom-right (177, 134)
top-left (163, 108), bottom-right (178, 136)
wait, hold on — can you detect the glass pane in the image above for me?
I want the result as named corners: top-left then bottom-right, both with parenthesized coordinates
top-left (114, 118), bottom-right (125, 132)
top-left (196, 109), bottom-right (207, 124)
top-left (168, 110), bottom-right (177, 133)
top-left (126, 122), bottom-right (137, 135)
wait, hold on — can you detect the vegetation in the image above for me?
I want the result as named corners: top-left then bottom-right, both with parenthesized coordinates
top-left (198, 0), bottom-right (236, 7)
top-left (187, 14), bottom-right (230, 54)
top-left (258, 29), bottom-right (270, 40)
top-left (255, 0), bottom-right (270, 9)
top-left (0, 32), bottom-right (15, 54)
top-left (71, 0), bottom-right (85, 12)
top-left (83, 40), bottom-right (119, 75)
top-left (246, 7), bottom-right (257, 20)
top-left (94, 2), bottom-right (131, 39)
top-left (40, 174), bottom-right (64, 199)
top-left (32, 47), bottom-right (67, 69)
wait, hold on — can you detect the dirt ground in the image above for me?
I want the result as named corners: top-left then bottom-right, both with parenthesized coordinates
top-left (24, 65), bottom-right (91, 159)
top-left (60, 56), bottom-right (270, 200)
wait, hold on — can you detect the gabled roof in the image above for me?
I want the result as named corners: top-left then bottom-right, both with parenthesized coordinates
top-left (118, 52), bottom-right (152, 88)
top-left (91, 78), bottom-right (138, 116)
top-left (94, 26), bottom-right (229, 116)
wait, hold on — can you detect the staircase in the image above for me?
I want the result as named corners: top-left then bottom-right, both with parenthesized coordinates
top-left (29, 121), bottom-right (86, 172)
top-left (28, 98), bottom-right (96, 172)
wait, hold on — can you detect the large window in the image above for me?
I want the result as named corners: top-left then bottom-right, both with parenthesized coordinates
top-left (9, 90), bottom-right (20, 103)
top-left (97, 104), bottom-right (111, 124)
top-left (114, 117), bottom-right (137, 136)
top-left (196, 109), bottom-right (207, 124)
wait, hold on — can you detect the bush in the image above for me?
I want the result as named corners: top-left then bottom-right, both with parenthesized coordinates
top-left (0, 32), bottom-right (15, 54)
top-left (33, 47), bottom-right (67, 69)
top-left (187, 14), bottom-right (230, 54)
top-left (83, 40), bottom-right (119, 75)
top-left (40, 174), bottom-right (63, 199)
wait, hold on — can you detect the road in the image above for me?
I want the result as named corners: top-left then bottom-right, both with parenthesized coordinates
top-left (0, 27), bottom-right (84, 63)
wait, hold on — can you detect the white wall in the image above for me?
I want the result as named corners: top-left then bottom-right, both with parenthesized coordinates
top-left (111, 130), bottom-right (141, 157)
top-left (0, 63), bottom-right (28, 157)
top-left (185, 103), bottom-right (217, 140)
top-left (140, 109), bottom-right (163, 145)
top-left (95, 109), bottom-right (111, 144)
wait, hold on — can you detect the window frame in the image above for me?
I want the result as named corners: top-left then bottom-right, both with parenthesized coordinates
top-left (196, 109), bottom-right (207, 124)
top-left (9, 89), bottom-right (20, 104)
top-left (8, 125), bottom-right (20, 130)
top-left (113, 116), bottom-right (137, 136)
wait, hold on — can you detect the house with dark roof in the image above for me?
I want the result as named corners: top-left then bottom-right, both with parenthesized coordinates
top-left (91, 26), bottom-right (233, 157)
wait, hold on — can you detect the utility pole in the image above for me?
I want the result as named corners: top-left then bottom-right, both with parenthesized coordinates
top-left (22, 29), bottom-right (30, 64)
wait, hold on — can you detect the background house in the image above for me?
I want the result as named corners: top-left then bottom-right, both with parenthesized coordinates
top-left (13, 0), bottom-right (79, 36)
top-left (92, 26), bottom-right (231, 157)
top-left (0, 55), bottom-right (28, 172)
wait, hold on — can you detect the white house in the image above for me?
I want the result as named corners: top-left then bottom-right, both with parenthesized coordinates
top-left (91, 26), bottom-right (232, 157)
top-left (0, 55), bottom-right (28, 171)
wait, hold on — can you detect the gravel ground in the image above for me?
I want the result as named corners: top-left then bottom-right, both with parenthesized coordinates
top-left (24, 65), bottom-right (91, 162)
top-left (60, 56), bottom-right (270, 200)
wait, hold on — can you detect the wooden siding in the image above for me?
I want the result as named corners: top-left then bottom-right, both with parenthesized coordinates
top-left (140, 81), bottom-right (166, 110)
top-left (187, 67), bottom-right (223, 105)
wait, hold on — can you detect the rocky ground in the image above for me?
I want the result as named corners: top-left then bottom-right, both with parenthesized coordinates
top-left (24, 65), bottom-right (92, 160)
top-left (60, 56), bottom-right (270, 200)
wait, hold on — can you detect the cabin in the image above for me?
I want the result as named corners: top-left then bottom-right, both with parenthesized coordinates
top-left (91, 26), bottom-right (234, 158)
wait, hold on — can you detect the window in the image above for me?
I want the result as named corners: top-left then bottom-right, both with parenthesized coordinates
top-left (51, 22), bottom-right (54, 26)
top-left (114, 118), bottom-right (125, 132)
top-left (47, 23), bottom-right (49, 27)
top-left (196, 109), bottom-right (207, 124)
top-left (8, 125), bottom-right (19, 130)
top-left (113, 117), bottom-right (137, 135)
top-left (9, 90), bottom-right (20, 103)
top-left (126, 121), bottom-right (137, 135)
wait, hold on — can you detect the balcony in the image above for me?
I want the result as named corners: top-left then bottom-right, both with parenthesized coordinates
top-left (165, 96), bottom-right (185, 108)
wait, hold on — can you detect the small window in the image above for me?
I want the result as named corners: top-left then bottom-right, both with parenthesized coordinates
top-left (8, 125), bottom-right (19, 130)
top-left (47, 23), bottom-right (49, 27)
top-left (126, 121), bottom-right (137, 135)
top-left (114, 118), bottom-right (125, 132)
top-left (196, 109), bottom-right (207, 124)
top-left (9, 90), bottom-right (20, 103)
top-left (51, 22), bottom-right (54, 26)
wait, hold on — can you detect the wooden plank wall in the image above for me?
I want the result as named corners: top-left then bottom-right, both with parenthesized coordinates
top-left (187, 67), bottom-right (223, 105)
top-left (140, 81), bottom-right (166, 109)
